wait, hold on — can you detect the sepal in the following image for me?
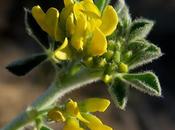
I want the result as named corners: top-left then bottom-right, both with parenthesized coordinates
top-left (6, 53), bottom-right (47, 76)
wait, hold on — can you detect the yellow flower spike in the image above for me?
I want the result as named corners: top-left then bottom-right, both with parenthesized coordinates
top-left (63, 118), bottom-right (84, 130)
top-left (79, 98), bottom-right (110, 112)
top-left (100, 5), bottom-right (118, 36)
top-left (32, 6), bottom-right (60, 40)
top-left (47, 108), bottom-right (65, 122)
top-left (64, 0), bottom-right (74, 7)
top-left (88, 28), bottom-right (107, 56)
top-left (82, 113), bottom-right (113, 130)
top-left (54, 38), bottom-right (70, 60)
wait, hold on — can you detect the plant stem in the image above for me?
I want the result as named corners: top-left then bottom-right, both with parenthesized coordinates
top-left (1, 69), bottom-right (103, 130)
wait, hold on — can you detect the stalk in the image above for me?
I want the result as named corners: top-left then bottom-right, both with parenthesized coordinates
top-left (1, 69), bottom-right (103, 130)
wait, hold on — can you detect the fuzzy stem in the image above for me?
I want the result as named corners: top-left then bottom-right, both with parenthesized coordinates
top-left (1, 69), bottom-right (103, 130)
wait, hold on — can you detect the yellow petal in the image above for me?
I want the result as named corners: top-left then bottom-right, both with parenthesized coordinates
top-left (73, 3), bottom-right (84, 20)
top-left (83, 0), bottom-right (94, 3)
top-left (64, 0), bottom-right (74, 7)
top-left (88, 28), bottom-right (107, 56)
top-left (63, 118), bottom-right (84, 130)
top-left (60, 5), bottom-right (74, 30)
top-left (55, 23), bottom-right (65, 42)
top-left (79, 98), bottom-right (110, 112)
top-left (75, 13), bottom-right (87, 34)
top-left (59, 38), bottom-right (68, 50)
top-left (82, 113), bottom-right (113, 130)
top-left (54, 38), bottom-right (69, 60)
top-left (80, 1), bottom-right (101, 17)
top-left (32, 6), bottom-right (60, 40)
top-left (66, 99), bottom-right (79, 116)
top-left (77, 113), bottom-right (89, 123)
top-left (100, 5), bottom-right (118, 36)
top-left (54, 51), bottom-right (68, 60)
top-left (47, 108), bottom-right (65, 122)
top-left (71, 35), bottom-right (84, 50)
top-left (87, 17), bottom-right (102, 32)
top-left (66, 13), bottom-right (75, 36)
top-left (32, 5), bottom-right (46, 31)
top-left (45, 7), bottom-right (59, 39)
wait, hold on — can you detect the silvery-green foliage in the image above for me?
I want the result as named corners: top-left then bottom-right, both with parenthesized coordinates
top-left (109, 0), bottom-right (163, 110)
top-left (128, 18), bottom-right (154, 41)
top-left (121, 72), bottom-right (161, 96)
top-left (108, 78), bottom-right (128, 109)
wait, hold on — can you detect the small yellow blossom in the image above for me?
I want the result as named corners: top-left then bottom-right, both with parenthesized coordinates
top-left (47, 98), bottom-right (112, 130)
top-left (32, 0), bottom-right (118, 60)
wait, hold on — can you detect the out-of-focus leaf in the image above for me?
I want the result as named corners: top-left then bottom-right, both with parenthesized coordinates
top-left (40, 125), bottom-right (53, 130)
top-left (6, 53), bottom-right (47, 76)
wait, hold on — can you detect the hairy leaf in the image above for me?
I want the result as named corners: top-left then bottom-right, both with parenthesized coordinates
top-left (115, 0), bottom-right (131, 29)
top-left (125, 39), bottom-right (162, 70)
top-left (24, 8), bottom-right (49, 48)
top-left (6, 53), bottom-right (47, 76)
top-left (128, 18), bottom-right (154, 41)
top-left (108, 78), bottom-right (128, 109)
top-left (121, 72), bottom-right (161, 96)
top-left (114, 0), bottom-right (131, 38)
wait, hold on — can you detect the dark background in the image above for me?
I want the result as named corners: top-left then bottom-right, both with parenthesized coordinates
top-left (0, 0), bottom-right (175, 130)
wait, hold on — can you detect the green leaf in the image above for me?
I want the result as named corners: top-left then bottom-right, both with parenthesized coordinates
top-left (40, 126), bottom-right (53, 130)
top-left (115, 0), bottom-right (131, 29)
top-left (128, 18), bottom-right (154, 41)
top-left (114, 0), bottom-right (131, 38)
top-left (94, 0), bottom-right (111, 11)
top-left (24, 8), bottom-right (49, 49)
top-left (121, 72), bottom-right (161, 96)
top-left (6, 53), bottom-right (47, 76)
top-left (108, 78), bottom-right (128, 110)
top-left (125, 39), bottom-right (162, 70)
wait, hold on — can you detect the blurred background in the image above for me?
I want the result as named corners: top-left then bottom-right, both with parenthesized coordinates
top-left (0, 0), bottom-right (175, 130)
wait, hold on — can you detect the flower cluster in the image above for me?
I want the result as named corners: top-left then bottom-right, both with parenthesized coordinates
top-left (32, 0), bottom-right (118, 60)
top-left (47, 98), bottom-right (112, 130)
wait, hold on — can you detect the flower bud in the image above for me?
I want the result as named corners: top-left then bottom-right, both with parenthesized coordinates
top-left (118, 62), bottom-right (128, 73)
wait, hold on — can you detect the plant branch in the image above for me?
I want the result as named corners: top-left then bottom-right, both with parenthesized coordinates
top-left (1, 69), bottom-right (103, 130)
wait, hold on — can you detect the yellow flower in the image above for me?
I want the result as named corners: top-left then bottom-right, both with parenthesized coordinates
top-left (32, 0), bottom-right (118, 60)
top-left (47, 98), bottom-right (112, 130)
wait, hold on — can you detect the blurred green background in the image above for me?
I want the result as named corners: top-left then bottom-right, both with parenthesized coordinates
top-left (0, 0), bottom-right (175, 130)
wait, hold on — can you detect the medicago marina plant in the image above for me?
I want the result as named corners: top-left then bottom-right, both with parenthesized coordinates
top-left (1, 0), bottom-right (162, 130)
